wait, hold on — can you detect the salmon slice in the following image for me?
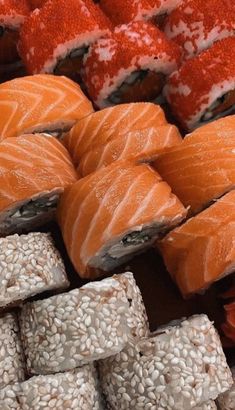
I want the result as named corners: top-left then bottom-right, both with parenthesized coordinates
top-left (153, 126), bottom-right (235, 214)
top-left (63, 103), bottom-right (167, 164)
top-left (0, 134), bottom-right (77, 236)
top-left (0, 74), bottom-right (94, 141)
top-left (57, 160), bottom-right (187, 278)
top-left (158, 191), bottom-right (235, 297)
top-left (78, 125), bottom-right (182, 176)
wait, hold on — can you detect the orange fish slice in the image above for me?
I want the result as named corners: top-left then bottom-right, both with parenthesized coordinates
top-left (158, 190), bottom-right (235, 297)
top-left (0, 134), bottom-right (77, 236)
top-left (78, 125), bottom-right (182, 176)
top-left (63, 103), bottom-right (167, 164)
top-left (0, 74), bottom-right (94, 141)
top-left (153, 123), bottom-right (235, 214)
top-left (57, 160), bottom-right (187, 279)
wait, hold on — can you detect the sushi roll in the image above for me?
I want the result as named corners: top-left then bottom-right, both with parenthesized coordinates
top-left (17, 364), bottom-right (104, 410)
top-left (57, 161), bottom-right (187, 278)
top-left (217, 367), bottom-right (235, 410)
top-left (153, 123), bottom-right (235, 214)
top-left (0, 233), bottom-right (69, 309)
top-left (164, 0), bottom-right (235, 59)
top-left (0, 312), bottom-right (25, 389)
top-left (82, 21), bottom-right (182, 108)
top-left (28, 0), bottom-right (48, 9)
top-left (0, 134), bottom-right (77, 236)
top-left (0, 384), bottom-right (20, 410)
top-left (64, 103), bottom-right (167, 165)
top-left (158, 191), bottom-right (235, 297)
top-left (19, 0), bottom-right (111, 79)
top-left (78, 125), bottom-right (182, 177)
top-left (20, 272), bottom-right (149, 374)
top-left (99, 315), bottom-right (232, 409)
top-left (0, 74), bottom-right (94, 141)
top-left (164, 37), bottom-right (235, 131)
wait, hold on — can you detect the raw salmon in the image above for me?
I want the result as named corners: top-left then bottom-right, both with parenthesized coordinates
top-left (0, 134), bottom-right (77, 236)
top-left (158, 191), bottom-right (235, 297)
top-left (153, 125), bottom-right (235, 214)
top-left (78, 125), bottom-right (182, 176)
top-left (57, 160), bottom-right (187, 278)
top-left (63, 103), bottom-right (167, 164)
top-left (0, 74), bottom-right (94, 141)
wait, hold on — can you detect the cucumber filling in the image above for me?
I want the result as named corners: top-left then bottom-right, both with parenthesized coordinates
top-left (201, 89), bottom-right (235, 122)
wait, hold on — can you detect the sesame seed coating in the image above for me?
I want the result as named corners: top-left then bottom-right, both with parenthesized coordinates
top-left (99, 315), bottom-right (232, 409)
top-left (193, 400), bottom-right (217, 409)
top-left (0, 232), bottom-right (69, 309)
top-left (217, 367), bottom-right (235, 410)
top-left (0, 383), bottom-right (21, 410)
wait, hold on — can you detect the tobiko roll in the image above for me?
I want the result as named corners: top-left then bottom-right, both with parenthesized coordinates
top-left (164, 37), bottom-right (235, 130)
top-left (164, 0), bottom-right (235, 59)
top-left (19, 0), bottom-right (110, 78)
top-left (82, 21), bottom-right (182, 108)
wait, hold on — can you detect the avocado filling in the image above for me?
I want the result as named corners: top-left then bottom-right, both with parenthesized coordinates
top-left (201, 90), bottom-right (235, 122)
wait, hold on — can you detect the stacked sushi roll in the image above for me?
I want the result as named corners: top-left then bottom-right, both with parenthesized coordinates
top-left (82, 21), bottom-right (182, 108)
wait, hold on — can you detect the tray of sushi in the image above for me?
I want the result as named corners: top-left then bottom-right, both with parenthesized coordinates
top-left (0, 0), bottom-right (235, 409)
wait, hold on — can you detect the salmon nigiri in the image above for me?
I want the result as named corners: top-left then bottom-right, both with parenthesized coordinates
top-left (158, 190), bottom-right (235, 297)
top-left (0, 75), bottom-right (94, 141)
top-left (0, 134), bottom-right (77, 236)
top-left (57, 160), bottom-right (187, 278)
top-left (78, 125), bottom-right (182, 176)
top-left (63, 103), bottom-right (167, 164)
top-left (153, 123), bottom-right (235, 214)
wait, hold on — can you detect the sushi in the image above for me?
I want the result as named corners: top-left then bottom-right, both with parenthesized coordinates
top-left (158, 191), bottom-right (235, 297)
top-left (99, 0), bottom-right (160, 25)
top-left (217, 367), bottom-right (235, 410)
top-left (0, 232), bottom-right (69, 308)
top-left (64, 103), bottom-right (167, 165)
top-left (57, 161), bottom-right (187, 278)
top-left (19, 0), bottom-right (110, 79)
top-left (153, 123), bottom-right (235, 214)
top-left (164, 37), bottom-right (235, 130)
top-left (78, 124), bottom-right (182, 177)
top-left (0, 384), bottom-right (20, 410)
top-left (82, 21), bottom-right (182, 108)
top-left (164, 0), bottom-right (235, 59)
top-left (99, 314), bottom-right (232, 409)
top-left (28, 0), bottom-right (48, 9)
top-left (0, 134), bottom-right (77, 236)
top-left (0, 312), bottom-right (25, 389)
top-left (0, 74), bottom-right (94, 140)
top-left (20, 272), bottom-right (149, 374)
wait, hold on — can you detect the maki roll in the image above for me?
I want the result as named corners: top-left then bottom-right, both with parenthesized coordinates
top-left (20, 272), bottom-right (148, 374)
top-left (153, 123), bottom-right (235, 214)
top-left (0, 134), bottom-right (77, 236)
top-left (82, 21), bottom-right (182, 108)
top-left (217, 367), bottom-right (235, 410)
top-left (164, 37), bottom-right (235, 131)
top-left (0, 233), bottom-right (69, 308)
top-left (0, 312), bottom-right (25, 389)
top-left (19, 0), bottom-right (111, 80)
top-left (99, 315), bottom-right (232, 409)
top-left (164, 0), bottom-right (235, 59)
top-left (0, 74), bottom-right (93, 141)
top-left (78, 125), bottom-right (182, 176)
top-left (158, 191), bottom-right (235, 297)
top-left (57, 161), bottom-right (187, 278)
top-left (64, 103), bottom-right (167, 165)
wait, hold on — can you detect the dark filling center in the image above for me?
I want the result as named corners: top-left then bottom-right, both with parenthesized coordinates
top-left (0, 27), bottom-right (20, 64)
top-left (201, 90), bottom-right (235, 122)
top-left (0, 26), bottom-right (5, 37)
top-left (152, 13), bottom-right (167, 28)
top-left (11, 195), bottom-right (58, 221)
top-left (54, 47), bottom-right (88, 82)
top-left (108, 70), bottom-right (165, 105)
top-left (122, 231), bottom-right (150, 246)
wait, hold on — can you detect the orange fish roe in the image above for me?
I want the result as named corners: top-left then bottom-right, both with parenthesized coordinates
top-left (82, 21), bottom-right (182, 108)
top-left (28, 0), bottom-right (48, 9)
top-left (18, 0), bottom-right (110, 74)
top-left (148, 0), bottom-right (183, 15)
top-left (164, 37), bottom-right (235, 131)
top-left (99, 0), bottom-right (160, 25)
top-left (164, 0), bottom-right (235, 59)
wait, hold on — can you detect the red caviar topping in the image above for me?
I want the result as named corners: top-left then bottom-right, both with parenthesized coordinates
top-left (0, 0), bottom-right (29, 26)
top-left (100, 0), bottom-right (160, 25)
top-left (28, 0), bottom-right (48, 9)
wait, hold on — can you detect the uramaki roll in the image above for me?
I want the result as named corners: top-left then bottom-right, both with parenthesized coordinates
top-left (78, 125), bottom-right (182, 176)
top-left (164, 37), bottom-right (235, 131)
top-left (164, 0), bottom-right (235, 59)
top-left (153, 125), bottom-right (235, 214)
top-left (158, 191), bottom-right (235, 297)
top-left (0, 232), bottom-right (69, 308)
top-left (99, 0), bottom-right (160, 25)
top-left (57, 161), bottom-right (187, 278)
top-left (64, 103), bottom-right (167, 165)
top-left (0, 74), bottom-right (93, 140)
top-left (0, 134), bottom-right (77, 236)
top-left (82, 21), bottom-right (182, 108)
top-left (19, 0), bottom-right (110, 77)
